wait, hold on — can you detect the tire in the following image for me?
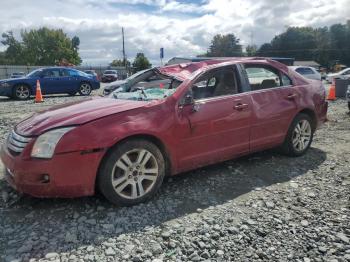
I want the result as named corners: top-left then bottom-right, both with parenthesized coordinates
top-left (13, 84), bottom-right (31, 100)
top-left (97, 139), bottom-right (166, 206)
top-left (78, 82), bottom-right (92, 96)
top-left (281, 113), bottom-right (314, 157)
top-left (348, 102), bottom-right (350, 111)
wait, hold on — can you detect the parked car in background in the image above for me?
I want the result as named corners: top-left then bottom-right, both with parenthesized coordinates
top-left (0, 58), bottom-right (328, 206)
top-left (10, 72), bottom-right (26, 79)
top-left (101, 70), bottom-right (118, 83)
top-left (326, 68), bottom-right (350, 83)
top-left (0, 67), bottom-right (100, 100)
top-left (103, 68), bottom-right (157, 96)
top-left (84, 70), bottom-right (99, 80)
top-left (289, 66), bottom-right (321, 81)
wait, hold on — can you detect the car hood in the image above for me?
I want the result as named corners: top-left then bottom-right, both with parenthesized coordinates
top-left (104, 80), bottom-right (127, 90)
top-left (15, 97), bottom-right (148, 136)
top-left (0, 77), bottom-right (27, 83)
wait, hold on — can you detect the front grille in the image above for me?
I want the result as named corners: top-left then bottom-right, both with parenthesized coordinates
top-left (7, 130), bottom-right (31, 154)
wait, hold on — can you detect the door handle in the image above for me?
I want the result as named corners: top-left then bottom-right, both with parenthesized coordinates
top-left (234, 103), bottom-right (248, 110)
top-left (286, 93), bottom-right (297, 100)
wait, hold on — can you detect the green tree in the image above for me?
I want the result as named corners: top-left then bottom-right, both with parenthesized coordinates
top-left (206, 33), bottom-right (243, 57)
top-left (1, 27), bottom-right (82, 65)
top-left (110, 58), bottom-right (131, 67)
top-left (246, 44), bottom-right (257, 56)
top-left (1, 31), bottom-right (24, 64)
top-left (132, 53), bottom-right (151, 72)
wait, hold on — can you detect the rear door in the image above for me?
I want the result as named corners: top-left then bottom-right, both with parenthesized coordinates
top-left (243, 63), bottom-right (299, 152)
top-left (175, 65), bottom-right (252, 172)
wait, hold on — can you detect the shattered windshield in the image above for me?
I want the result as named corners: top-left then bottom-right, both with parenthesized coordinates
top-left (112, 69), bottom-right (182, 101)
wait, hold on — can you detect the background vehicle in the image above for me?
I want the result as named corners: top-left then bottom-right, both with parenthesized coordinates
top-left (326, 68), bottom-right (350, 83)
top-left (289, 66), bottom-right (321, 81)
top-left (103, 68), bottom-right (158, 96)
top-left (83, 70), bottom-right (99, 80)
top-left (10, 72), bottom-right (26, 79)
top-left (101, 70), bottom-right (118, 82)
top-left (0, 67), bottom-right (100, 100)
top-left (0, 59), bottom-right (327, 206)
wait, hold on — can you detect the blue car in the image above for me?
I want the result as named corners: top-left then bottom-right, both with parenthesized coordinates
top-left (0, 67), bottom-right (100, 100)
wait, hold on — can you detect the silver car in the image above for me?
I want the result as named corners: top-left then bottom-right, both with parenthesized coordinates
top-left (289, 66), bottom-right (321, 81)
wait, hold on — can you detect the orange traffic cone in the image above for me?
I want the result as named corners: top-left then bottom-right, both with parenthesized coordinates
top-left (327, 79), bottom-right (336, 101)
top-left (35, 80), bottom-right (44, 103)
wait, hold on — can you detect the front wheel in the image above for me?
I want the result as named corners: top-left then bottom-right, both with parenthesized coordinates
top-left (281, 113), bottom-right (314, 156)
top-left (78, 82), bottom-right (92, 96)
top-left (14, 84), bottom-right (31, 100)
top-left (97, 139), bottom-right (165, 206)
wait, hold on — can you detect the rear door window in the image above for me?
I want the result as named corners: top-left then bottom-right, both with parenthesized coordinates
top-left (245, 66), bottom-right (281, 91)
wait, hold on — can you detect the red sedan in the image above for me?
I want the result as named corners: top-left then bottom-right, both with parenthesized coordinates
top-left (0, 58), bottom-right (328, 206)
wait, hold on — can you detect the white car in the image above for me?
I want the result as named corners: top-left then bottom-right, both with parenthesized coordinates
top-left (289, 66), bottom-right (321, 81)
top-left (326, 68), bottom-right (350, 83)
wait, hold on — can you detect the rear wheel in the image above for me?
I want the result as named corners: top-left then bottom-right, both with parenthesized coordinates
top-left (97, 139), bottom-right (165, 206)
top-left (78, 82), bottom-right (92, 96)
top-left (14, 84), bottom-right (31, 100)
top-left (281, 113), bottom-right (314, 156)
top-left (348, 102), bottom-right (350, 111)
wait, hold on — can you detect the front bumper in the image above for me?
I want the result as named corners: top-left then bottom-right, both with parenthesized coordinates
top-left (0, 86), bottom-right (13, 97)
top-left (0, 143), bottom-right (105, 198)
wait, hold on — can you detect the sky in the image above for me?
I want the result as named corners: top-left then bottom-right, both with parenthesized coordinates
top-left (0, 0), bottom-right (349, 66)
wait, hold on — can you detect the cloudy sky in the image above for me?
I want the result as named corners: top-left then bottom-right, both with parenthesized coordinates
top-left (0, 0), bottom-right (349, 65)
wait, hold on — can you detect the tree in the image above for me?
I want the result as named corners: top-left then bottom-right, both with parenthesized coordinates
top-left (1, 31), bottom-right (24, 64)
top-left (246, 44), bottom-right (257, 56)
top-left (132, 53), bottom-right (151, 72)
top-left (110, 58), bottom-right (131, 67)
top-left (1, 27), bottom-right (82, 65)
top-left (206, 33), bottom-right (243, 57)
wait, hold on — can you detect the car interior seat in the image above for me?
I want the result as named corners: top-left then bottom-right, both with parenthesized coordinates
top-left (212, 71), bottom-right (236, 96)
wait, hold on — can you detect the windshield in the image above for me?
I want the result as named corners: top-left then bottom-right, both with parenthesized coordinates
top-left (27, 69), bottom-right (43, 77)
top-left (112, 70), bottom-right (182, 101)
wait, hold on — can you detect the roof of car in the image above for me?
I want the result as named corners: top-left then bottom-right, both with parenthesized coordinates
top-left (159, 57), bottom-right (289, 81)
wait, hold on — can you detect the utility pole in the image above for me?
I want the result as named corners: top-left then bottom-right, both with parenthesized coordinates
top-left (122, 27), bottom-right (126, 68)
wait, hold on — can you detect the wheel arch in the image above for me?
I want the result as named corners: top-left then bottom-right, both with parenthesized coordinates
top-left (12, 82), bottom-right (33, 98)
top-left (297, 108), bottom-right (317, 131)
top-left (96, 133), bottom-right (173, 191)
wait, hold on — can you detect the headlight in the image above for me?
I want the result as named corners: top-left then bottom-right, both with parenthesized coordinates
top-left (31, 127), bottom-right (75, 159)
top-left (0, 82), bottom-right (10, 88)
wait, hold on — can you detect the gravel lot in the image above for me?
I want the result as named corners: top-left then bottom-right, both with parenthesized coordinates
top-left (0, 88), bottom-right (349, 262)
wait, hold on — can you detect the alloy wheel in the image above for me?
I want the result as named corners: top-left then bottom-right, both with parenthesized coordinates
top-left (80, 83), bottom-right (91, 95)
top-left (15, 85), bottom-right (30, 99)
top-left (292, 119), bottom-right (312, 152)
top-left (111, 149), bottom-right (159, 199)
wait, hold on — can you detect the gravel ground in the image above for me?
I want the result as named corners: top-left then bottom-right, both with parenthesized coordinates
top-left (0, 89), bottom-right (349, 262)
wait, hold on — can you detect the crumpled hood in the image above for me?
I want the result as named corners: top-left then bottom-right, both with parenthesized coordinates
top-left (104, 80), bottom-right (127, 91)
top-left (15, 97), bottom-right (148, 136)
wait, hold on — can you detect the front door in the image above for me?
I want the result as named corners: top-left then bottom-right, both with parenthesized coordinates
top-left (40, 68), bottom-right (62, 94)
top-left (175, 66), bottom-right (252, 172)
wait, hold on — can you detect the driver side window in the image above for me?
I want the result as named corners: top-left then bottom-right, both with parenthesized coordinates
top-left (191, 67), bottom-right (238, 100)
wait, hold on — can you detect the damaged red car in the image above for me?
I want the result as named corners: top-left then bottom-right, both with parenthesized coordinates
top-left (0, 58), bottom-right (328, 206)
